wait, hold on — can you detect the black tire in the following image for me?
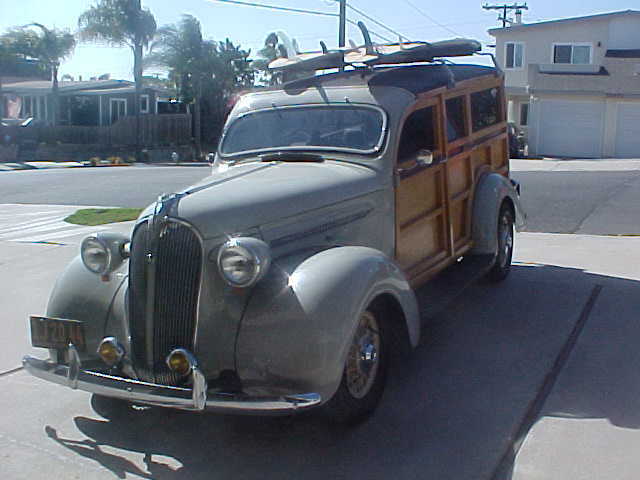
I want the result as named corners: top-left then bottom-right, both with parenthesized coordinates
top-left (323, 307), bottom-right (389, 424)
top-left (485, 203), bottom-right (515, 282)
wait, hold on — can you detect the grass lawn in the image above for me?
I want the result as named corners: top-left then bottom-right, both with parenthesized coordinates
top-left (65, 208), bottom-right (143, 226)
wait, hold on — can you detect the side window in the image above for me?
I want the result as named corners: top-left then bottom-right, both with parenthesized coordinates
top-left (471, 88), bottom-right (500, 132)
top-left (397, 106), bottom-right (437, 163)
top-left (446, 96), bottom-right (467, 142)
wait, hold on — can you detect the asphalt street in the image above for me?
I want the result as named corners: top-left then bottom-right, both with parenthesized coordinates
top-left (1, 159), bottom-right (639, 480)
top-left (0, 165), bottom-right (208, 208)
top-left (2, 160), bottom-right (640, 234)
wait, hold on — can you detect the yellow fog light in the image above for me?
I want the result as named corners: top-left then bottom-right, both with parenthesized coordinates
top-left (97, 337), bottom-right (124, 366)
top-left (166, 348), bottom-right (196, 377)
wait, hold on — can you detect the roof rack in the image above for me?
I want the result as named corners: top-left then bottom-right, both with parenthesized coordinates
top-left (268, 22), bottom-right (481, 73)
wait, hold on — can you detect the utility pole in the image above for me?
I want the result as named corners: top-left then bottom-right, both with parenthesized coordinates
top-left (338, 0), bottom-right (346, 48)
top-left (483, 3), bottom-right (528, 28)
top-left (338, 0), bottom-right (346, 71)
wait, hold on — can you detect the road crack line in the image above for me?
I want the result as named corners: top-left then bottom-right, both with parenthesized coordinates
top-left (490, 284), bottom-right (603, 480)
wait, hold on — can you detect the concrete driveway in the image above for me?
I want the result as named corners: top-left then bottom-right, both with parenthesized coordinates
top-left (1, 159), bottom-right (639, 479)
top-left (1, 232), bottom-right (638, 480)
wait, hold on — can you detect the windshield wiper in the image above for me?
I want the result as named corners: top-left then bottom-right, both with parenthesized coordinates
top-left (260, 152), bottom-right (325, 163)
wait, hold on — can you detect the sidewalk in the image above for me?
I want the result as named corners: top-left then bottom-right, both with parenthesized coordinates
top-left (0, 161), bottom-right (210, 171)
top-left (507, 233), bottom-right (640, 480)
top-left (0, 161), bottom-right (85, 171)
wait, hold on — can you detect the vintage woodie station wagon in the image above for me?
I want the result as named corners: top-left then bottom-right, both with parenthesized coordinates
top-left (24, 27), bottom-right (525, 423)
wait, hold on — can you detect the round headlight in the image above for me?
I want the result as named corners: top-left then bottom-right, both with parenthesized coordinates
top-left (80, 232), bottom-right (130, 276)
top-left (217, 237), bottom-right (271, 288)
top-left (81, 236), bottom-right (111, 275)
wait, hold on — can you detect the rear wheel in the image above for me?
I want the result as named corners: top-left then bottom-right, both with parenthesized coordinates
top-left (485, 203), bottom-right (514, 282)
top-left (324, 307), bottom-right (388, 424)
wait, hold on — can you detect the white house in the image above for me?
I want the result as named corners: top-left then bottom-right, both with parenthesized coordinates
top-left (489, 10), bottom-right (640, 158)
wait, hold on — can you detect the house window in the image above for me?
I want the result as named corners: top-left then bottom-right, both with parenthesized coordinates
top-left (110, 98), bottom-right (127, 124)
top-left (553, 44), bottom-right (591, 64)
top-left (398, 106), bottom-right (437, 163)
top-left (21, 96), bottom-right (33, 117)
top-left (471, 88), bottom-right (501, 132)
top-left (446, 96), bottom-right (467, 142)
top-left (505, 42), bottom-right (524, 69)
top-left (140, 94), bottom-right (149, 114)
top-left (520, 103), bottom-right (529, 126)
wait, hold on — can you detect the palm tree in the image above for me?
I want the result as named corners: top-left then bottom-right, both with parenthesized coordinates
top-left (3, 24), bottom-right (75, 124)
top-left (78, 0), bottom-right (156, 155)
top-left (146, 14), bottom-right (205, 151)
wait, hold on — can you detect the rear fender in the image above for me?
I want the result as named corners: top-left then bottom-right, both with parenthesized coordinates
top-left (470, 173), bottom-right (526, 255)
top-left (236, 246), bottom-right (419, 401)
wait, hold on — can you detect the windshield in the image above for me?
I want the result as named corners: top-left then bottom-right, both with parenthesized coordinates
top-left (219, 105), bottom-right (386, 156)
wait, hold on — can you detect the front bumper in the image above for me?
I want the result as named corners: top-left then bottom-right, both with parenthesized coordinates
top-left (22, 350), bottom-right (321, 415)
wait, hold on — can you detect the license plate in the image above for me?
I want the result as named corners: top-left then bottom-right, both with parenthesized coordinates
top-left (29, 316), bottom-right (86, 351)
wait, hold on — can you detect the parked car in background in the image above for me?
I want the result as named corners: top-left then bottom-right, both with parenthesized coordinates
top-left (23, 37), bottom-right (525, 424)
top-left (508, 122), bottom-right (526, 158)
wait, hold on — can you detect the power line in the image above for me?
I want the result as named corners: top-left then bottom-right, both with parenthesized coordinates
top-left (401, 0), bottom-right (463, 37)
top-left (339, 1), bottom-right (411, 41)
top-left (207, 0), bottom-right (338, 17)
top-left (207, 0), bottom-right (392, 43)
top-left (482, 3), bottom-right (528, 28)
top-left (345, 19), bottom-right (392, 43)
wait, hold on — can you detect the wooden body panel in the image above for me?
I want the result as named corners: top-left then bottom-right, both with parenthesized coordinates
top-left (394, 73), bottom-right (509, 288)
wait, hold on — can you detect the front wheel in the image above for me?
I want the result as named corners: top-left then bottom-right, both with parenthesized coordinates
top-left (485, 203), bottom-right (515, 282)
top-left (323, 307), bottom-right (388, 424)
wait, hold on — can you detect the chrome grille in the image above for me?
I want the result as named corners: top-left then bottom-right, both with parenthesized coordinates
top-left (128, 219), bottom-right (202, 385)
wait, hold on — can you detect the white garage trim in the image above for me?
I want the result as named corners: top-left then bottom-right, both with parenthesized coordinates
top-left (535, 98), bottom-right (605, 158)
top-left (615, 102), bottom-right (640, 158)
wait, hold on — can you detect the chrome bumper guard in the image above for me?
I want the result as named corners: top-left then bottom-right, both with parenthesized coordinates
top-left (22, 349), bottom-right (321, 414)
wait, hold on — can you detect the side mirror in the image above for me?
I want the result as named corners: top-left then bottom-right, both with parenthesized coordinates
top-left (206, 153), bottom-right (215, 165)
top-left (415, 149), bottom-right (433, 166)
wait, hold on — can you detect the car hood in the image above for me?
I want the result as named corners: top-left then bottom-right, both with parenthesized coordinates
top-left (162, 160), bottom-right (381, 239)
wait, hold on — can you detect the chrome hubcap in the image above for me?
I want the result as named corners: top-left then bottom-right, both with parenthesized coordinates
top-left (346, 311), bottom-right (381, 399)
top-left (498, 213), bottom-right (514, 268)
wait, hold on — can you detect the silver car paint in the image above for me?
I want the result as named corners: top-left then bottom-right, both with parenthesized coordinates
top-left (29, 74), bottom-right (523, 407)
top-left (236, 246), bottom-right (419, 401)
top-left (470, 172), bottom-right (527, 256)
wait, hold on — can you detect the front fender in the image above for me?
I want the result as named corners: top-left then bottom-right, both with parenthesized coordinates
top-left (470, 173), bottom-right (526, 255)
top-left (236, 246), bottom-right (419, 402)
top-left (46, 256), bottom-right (128, 360)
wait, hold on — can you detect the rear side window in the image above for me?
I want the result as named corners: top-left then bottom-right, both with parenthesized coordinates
top-left (446, 96), bottom-right (467, 142)
top-left (471, 88), bottom-right (500, 131)
top-left (398, 106), bottom-right (436, 163)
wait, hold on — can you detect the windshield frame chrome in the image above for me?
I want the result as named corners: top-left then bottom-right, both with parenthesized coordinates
top-left (218, 103), bottom-right (388, 160)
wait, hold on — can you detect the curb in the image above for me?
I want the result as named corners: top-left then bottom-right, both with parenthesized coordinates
top-left (0, 161), bottom-right (209, 171)
top-left (0, 161), bottom-right (131, 171)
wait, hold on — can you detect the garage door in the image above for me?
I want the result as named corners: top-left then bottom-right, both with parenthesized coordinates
top-left (615, 103), bottom-right (640, 158)
top-left (537, 99), bottom-right (605, 158)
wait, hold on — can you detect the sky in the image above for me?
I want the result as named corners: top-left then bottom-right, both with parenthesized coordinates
top-left (1, 0), bottom-right (639, 81)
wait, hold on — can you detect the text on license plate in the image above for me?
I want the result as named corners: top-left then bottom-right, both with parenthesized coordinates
top-left (29, 316), bottom-right (86, 351)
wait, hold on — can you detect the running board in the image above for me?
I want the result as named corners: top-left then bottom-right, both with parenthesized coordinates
top-left (414, 254), bottom-right (495, 320)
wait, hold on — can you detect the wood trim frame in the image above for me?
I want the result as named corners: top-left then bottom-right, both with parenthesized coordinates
top-left (394, 71), bottom-right (510, 289)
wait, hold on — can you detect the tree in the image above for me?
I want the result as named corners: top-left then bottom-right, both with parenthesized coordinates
top-left (78, 0), bottom-right (156, 155)
top-left (147, 16), bottom-right (254, 151)
top-left (0, 36), bottom-right (16, 119)
top-left (146, 14), bottom-right (206, 151)
top-left (3, 24), bottom-right (75, 124)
